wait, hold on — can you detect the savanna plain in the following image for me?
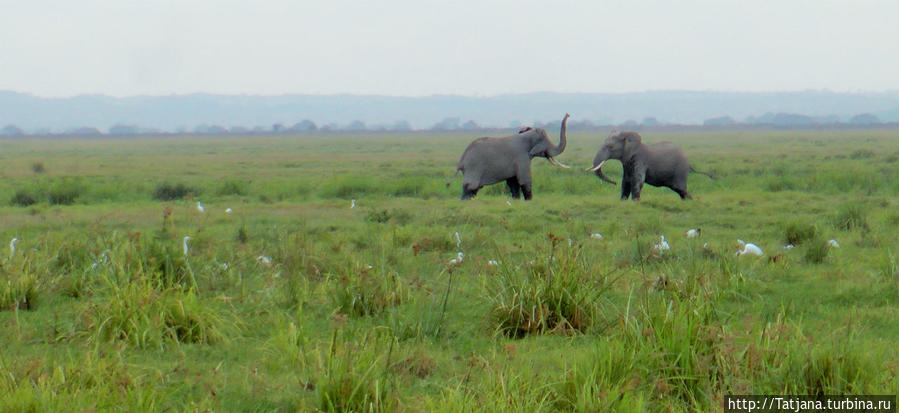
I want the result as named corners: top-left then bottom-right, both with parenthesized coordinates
top-left (2, 129), bottom-right (899, 411)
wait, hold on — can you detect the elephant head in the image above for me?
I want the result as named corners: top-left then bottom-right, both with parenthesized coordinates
top-left (522, 113), bottom-right (570, 168)
top-left (587, 131), bottom-right (642, 184)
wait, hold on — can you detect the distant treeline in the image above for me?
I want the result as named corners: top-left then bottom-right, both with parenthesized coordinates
top-left (2, 112), bottom-right (896, 138)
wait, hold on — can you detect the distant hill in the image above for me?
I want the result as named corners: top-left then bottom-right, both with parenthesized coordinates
top-left (2, 90), bottom-right (898, 134)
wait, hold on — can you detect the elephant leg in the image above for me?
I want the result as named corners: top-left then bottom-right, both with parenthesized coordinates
top-left (521, 184), bottom-right (533, 200)
top-left (631, 171), bottom-right (645, 201)
top-left (620, 183), bottom-right (631, 200)
top-left (506, 178), bottom-right (522, 199)
top-left (674, 188), bottom-right (692, 200)
top-left (516, 165), bottom-right (533, 201)
top-left (461, 182), bottom-right (480, 200)
top-left (620, 169), bottom-right (633, 200)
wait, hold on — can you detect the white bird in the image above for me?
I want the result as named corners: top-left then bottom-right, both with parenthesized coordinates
top-left (487, 259), bottom-right (499, 266)
top-left (257, 255), bottom-right (272, 266)
top-left (351, 199), bottom-right (356, 208)
top-left (506, 200), bottom-right (512, 206)
top-left (828, 239), bottom-right (840, 248)
top-left (92, 249), bottom-right (111, 269)
top-left (9, 237), bottom-right (19, 259)
top-left (449, 252), bottom-right (464, 266)
top-left (685, 228), bottom-right (701, 238)
top-left (183, 236), bottom-right (191, 256)
top-left (651, 235), bottom-right (670, 254)
top-left (781, 243), bottom-right (795, 250)
top-left (196, 201), bottom-right (205, 213)
top-left (590, 233), bottom-right (603, 239)
top-left (455, 231), bottom-right (462, 249)
top-left (225, 208), bottom-right (232, 214)
top-left (736, 240), bottom-right (763, 256)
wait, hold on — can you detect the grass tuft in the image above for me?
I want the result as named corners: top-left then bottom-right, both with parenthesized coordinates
top-left (832, 203), bottom-right (868, 231)
top-left (152, 182), bottom-right (199, 201)
top-left (783, 220), bottom-right (817, 245)
top-left (9, 189), bottom-right (37, 207)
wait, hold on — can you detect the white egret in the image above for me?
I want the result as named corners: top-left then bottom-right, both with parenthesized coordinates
top-left (590, 233), bottom-right (603, 239)
top-left (257, 255), bottom-right (272, 267)
top-left (196, 201), bottom-right (205, 213)
top-left (828, 239), bottom-right (840, 248)
top-left (487, 259), bottom-right (499, 266)
top-left (685, 228), bottom-right (701, 238)
top-left (736, 240), bottom-right (763, 256)
top-left (183, 236), bottom-right (191, 256)
top-left (449, 252), bottom-right (464, 266)
top-left (225, 208), bottom-right (232, 214)
top-left (9, 237), bottom-right (19, 259)
top-left (351, 199), bottom-right (356, 208)
top-left (455, 231), bottom-right (462, 249)
top-left (651, 235), bottom-right (670, 254)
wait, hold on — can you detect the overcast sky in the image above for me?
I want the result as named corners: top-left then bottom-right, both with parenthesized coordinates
top-left (1, 0), bottom-right (897, 98)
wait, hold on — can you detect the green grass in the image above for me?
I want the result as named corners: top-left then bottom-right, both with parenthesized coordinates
top-left (1, 130), bottom-right (898, 410)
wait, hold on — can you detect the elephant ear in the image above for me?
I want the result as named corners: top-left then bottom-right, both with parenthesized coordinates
top-left (527, 129), bottom-right (550, 157)
top-left (528, 140), bottom-right (549, 157)
top-left (518, 126), bottom-right (533, 134)
top-left (623, 132), bottom-right (642, 159)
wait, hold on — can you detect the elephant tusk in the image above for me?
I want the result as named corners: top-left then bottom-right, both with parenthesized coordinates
top-left (586, 160), bottom-right (606, 172)
top-left (548, 157), bottom-right (570, 169)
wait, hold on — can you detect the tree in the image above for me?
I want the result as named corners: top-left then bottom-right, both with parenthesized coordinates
top-left (390, 120), bottom-right (411, 131)
top-left (291, 119), bottom-right (317, 131)
top-left (1, 124), bottom-right (24, 136)
top-left (109, 124), bottom-right (141, 135)
top-left (431, 117), bottom-right (461, 131)
top-left (849, 113), bottom-right (880, 125)
top-left (65, 127), bottom-right (102, 136)
top-left (642, 117), bottom-right (661, 127)
top-left (703, 116), bottom-right (736, 127)
top-left (461, 120), bottom-right (481, 130)
top-left (345, 120), bottom-right (366, 131)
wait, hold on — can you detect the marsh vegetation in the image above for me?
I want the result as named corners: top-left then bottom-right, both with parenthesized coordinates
top-left (1, 130), bottom-right (898, 411)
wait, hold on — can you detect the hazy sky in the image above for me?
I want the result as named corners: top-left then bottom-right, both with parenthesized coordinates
top-left (2, 0), bottom-right (897, 98)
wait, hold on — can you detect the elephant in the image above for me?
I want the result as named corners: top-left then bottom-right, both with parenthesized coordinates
top-left (588, 131), bottom-right (711, 200)
top-left (454, 114), bottom-right (570, 200)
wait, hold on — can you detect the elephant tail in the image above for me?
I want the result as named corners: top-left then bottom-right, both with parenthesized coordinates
top-left (446, 167), bottom-right (462, 188)
top-left (690, 166), bottom-right (714, 180)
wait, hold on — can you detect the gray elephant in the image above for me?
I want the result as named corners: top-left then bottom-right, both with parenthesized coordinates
top-left (454, 114), bottom-right (570, 200)
top-left (588, 131), bottom-right (711, 200)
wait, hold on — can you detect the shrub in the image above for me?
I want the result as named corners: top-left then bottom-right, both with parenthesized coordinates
top-left (87, 282), bottom-right (228, 348)
top-left (784, 221), bottom-right (817, 245)
top-left (10, 189), bottom-right (37, 207)
top-left (848, 149), bottom-right (875, 160)
top-left (365, 209), bottom-right (391, 224)
top-left (832, 204), bottom-right (868, 231)
top-left (48, 179), bottom-right (85, 205)
top-left (487, 237), bottom-right (614, 337)
top-left (313, 329), bottom-right (397, 412)
top-left (0, 271), bottom-right (39, 311)
top-left (31, 162), bottom-right (46, 173)
top-left (216, 179), bottom-right (248, 196)
top-left (331, 266), bottom-right (409, 317)
top-left (802, 237), bottom-right (829, 264)
top-left (152, 183), bottom-right (198, 201)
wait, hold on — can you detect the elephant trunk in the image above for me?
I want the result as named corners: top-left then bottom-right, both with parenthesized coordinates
top-left (547, 113), bottom-right (569, 157)
top-left (589, 151), bottom-right (617, 185)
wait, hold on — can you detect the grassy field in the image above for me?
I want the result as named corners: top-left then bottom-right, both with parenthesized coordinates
top-left (1, 129), bottom-right (898, 411)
